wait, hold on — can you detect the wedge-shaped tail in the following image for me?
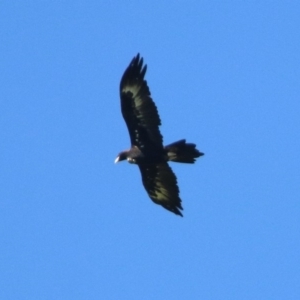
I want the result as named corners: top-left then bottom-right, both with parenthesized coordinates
top-left (165, 139), bottom-right (204, 164)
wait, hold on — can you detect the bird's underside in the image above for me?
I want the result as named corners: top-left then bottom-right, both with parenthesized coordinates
top-left (115, 54), bottom-right (204, 216)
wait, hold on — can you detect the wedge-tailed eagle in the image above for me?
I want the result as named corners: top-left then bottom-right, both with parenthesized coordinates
top-left (115, 54), bottom-right (204, 216)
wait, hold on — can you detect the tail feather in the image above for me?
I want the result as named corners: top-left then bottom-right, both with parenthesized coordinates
top-left (164, 139), bottom-right (204, 164)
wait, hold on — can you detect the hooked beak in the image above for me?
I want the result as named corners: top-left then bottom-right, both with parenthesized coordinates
top-left (114, 156), bottom-right (120, 164)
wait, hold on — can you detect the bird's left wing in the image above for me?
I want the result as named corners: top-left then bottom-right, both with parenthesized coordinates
top-left (138, 163), bottom-right (183, 216)
top-left (120, 54), bottom-right (164, 154)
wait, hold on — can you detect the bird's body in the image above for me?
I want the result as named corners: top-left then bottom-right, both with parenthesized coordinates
top-left (115, 54), bottom-right (204, 216)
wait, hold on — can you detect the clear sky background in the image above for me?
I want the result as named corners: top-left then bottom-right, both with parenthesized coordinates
top-left (1, 1), bottom-right (300, 299)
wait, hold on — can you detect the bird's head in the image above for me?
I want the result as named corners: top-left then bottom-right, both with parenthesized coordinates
top-left (114, 151), bottom-right (128, 163)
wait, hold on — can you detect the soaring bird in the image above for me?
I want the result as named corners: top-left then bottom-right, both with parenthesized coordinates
top-left (115, 54), bottom-right (204, 216)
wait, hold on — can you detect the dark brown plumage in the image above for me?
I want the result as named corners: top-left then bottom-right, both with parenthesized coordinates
top-left (115, 54), bottom-right (204, 216)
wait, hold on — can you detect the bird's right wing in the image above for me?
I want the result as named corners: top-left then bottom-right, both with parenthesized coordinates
top-left (138, 163), bottom-right (183, 216)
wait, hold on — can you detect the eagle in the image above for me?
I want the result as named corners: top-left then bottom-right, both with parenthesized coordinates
top-left (115, 54), bottom-right (204, 216)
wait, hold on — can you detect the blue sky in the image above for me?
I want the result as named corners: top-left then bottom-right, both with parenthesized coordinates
top-left (1, 1), bottom-right (300, 299)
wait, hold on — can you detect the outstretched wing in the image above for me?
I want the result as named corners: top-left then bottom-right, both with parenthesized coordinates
top-left (138, 163), bottom-right (183, 216)
top-left (120, 54), bottom-right (164, 154)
